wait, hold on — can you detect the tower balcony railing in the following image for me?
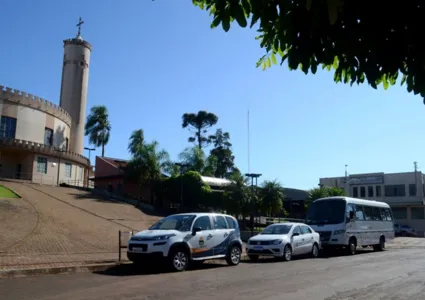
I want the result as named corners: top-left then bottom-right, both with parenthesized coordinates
top-left (0, 138), bottom-right (90, 166)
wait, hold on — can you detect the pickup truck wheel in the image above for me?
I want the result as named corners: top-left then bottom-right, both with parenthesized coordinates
top-left (226, 245), bottom-right (241, 266)
top-left (169, 248), bottom-right (189, 272)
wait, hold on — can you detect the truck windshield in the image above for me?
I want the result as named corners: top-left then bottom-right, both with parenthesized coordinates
top-left (306, 199), bottom-right (346, 225)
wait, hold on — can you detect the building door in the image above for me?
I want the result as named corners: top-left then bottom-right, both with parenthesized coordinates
top-left (16, 164), bottom-right (22, 179)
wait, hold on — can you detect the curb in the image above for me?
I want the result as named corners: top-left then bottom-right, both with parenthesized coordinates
top-left (0, 261), bottom-right (129, 278)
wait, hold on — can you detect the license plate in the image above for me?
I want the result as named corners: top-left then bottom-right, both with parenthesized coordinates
top-left (254, 246), bottom-right (263, 250)
top-left (132, 247), bottom-right (146, 253)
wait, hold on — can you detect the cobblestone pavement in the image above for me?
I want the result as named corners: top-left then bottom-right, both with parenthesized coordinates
top-left (0, 181), bottom-right (160, 270)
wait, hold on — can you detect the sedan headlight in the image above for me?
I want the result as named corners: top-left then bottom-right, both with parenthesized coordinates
top-left (272, 239), bottom-right (283, 245)
top-left (333, 230), bottom-right (345, 235)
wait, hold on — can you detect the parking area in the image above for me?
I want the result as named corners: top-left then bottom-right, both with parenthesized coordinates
top-left (2, 247), bottom-right (425, 300)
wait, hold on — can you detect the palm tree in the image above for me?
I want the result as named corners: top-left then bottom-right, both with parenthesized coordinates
top-left (178, 146), bottom-right (217, 176)
top-left (224, 172), bottom-right (250, 220)
top-left (84, 105), bottom-right (111, 157)
top-left (305, 186), bottom-right (346, 209)
top-left (126, 130), bottom-right (171, 205)
top-left (140, 141), bottom-right (171, 204)
top-left (128, 129), bottom-right (145, 157)
top-left (260, 180), bottom-right (285, 217)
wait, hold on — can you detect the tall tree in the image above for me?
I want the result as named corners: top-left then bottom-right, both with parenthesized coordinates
top-left (193, 1), bottom-right (425, 100)
top-left (182, 111), bottom-right (218, 149)
top-left (85, 105), bottom-right (111, 157)
top-left (260, 180), bottom-right (285, 217)
top-left (209, 129), bottom-right (235, 178)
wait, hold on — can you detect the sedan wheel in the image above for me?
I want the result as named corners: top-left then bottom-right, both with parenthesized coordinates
top-left (311, 243), bottom-right (319, 258)
top-left (283, 245), bottom-right (292, 261)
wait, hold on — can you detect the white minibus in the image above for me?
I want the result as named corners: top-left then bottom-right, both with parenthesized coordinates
top-left (305, 196), bottom-right (395, 255)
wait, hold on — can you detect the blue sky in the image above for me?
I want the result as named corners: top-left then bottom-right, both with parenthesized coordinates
top-left (1, 0), bottom-right (424, 190)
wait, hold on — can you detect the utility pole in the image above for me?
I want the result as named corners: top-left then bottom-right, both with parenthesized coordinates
top-left (245, 173), bottom-right (262, 236)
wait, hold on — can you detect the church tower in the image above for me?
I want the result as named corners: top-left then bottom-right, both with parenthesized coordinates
top-left (59, 17), bottom-right (92, 155)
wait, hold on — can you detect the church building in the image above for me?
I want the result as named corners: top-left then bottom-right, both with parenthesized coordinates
top-left (0, 19), bottom-right (92, 186)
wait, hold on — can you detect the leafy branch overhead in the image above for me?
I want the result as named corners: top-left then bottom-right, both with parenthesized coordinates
top-left (193, 0), bottom-right (425, 100)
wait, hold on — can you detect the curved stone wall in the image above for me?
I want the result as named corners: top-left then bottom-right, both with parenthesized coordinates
top-left (0, 85), bottom-right (72, 150)
top-left (0, 85), bottom-right (71, 127)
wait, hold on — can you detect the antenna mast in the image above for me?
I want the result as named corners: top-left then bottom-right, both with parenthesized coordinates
top-left (247, 109), bottom-right (250, 173)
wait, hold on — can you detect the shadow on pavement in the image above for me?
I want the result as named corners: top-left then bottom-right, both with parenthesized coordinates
top-left (93, 261), bottom-right (226, 277)
top-left (241, 248), bottom-right (377, 264)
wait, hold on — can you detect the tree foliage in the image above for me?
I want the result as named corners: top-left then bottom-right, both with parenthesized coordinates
top-left (182, 111), bottom-right (218, 149)
top-left (178, 146), bottom-right (217, 176)
top-left (260, 180), bottom-right (284, 217)
top-left (162, 171), bottom-right (212, 210)
top-left (209, 129), bottom-right (235, 178)
top-left (85, 105), bottom-right (111, 157)
top-left (306, 186), bottom-right (346, 208)
top-left (193, 0), bottom-right (425, 99)
top-left (125, 129), bottom-right (173, 204)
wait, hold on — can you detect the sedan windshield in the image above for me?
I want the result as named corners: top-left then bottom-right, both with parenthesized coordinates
top-left (149, 214), bottom-right (196, 231)
top-left (260, 224), bottom-right (292, 235)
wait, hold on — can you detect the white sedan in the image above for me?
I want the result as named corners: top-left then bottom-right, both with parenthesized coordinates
top-left (246, 222), bottom-right (321, 261)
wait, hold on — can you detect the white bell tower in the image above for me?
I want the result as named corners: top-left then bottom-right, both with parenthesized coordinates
top-left (59, 17), bottom-right (92, 155)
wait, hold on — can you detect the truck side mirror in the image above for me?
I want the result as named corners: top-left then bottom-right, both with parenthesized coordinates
top-left (349, 211), bottom-right (355, 220)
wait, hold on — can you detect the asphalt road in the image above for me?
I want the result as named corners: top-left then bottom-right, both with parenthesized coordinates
top-left (2, 249), bottom-right (425, 300)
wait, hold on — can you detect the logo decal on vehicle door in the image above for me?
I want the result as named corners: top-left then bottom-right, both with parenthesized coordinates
top-left (199, 237), bottom-right (205, 247)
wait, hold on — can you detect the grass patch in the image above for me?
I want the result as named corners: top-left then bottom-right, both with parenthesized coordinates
top-left (0, 185), bottom-right (20, 198)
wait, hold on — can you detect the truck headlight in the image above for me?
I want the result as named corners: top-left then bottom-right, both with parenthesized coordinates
top-left (154, 234), bottom-right (176, 241)
top-left (272, 239), bottom-right (283, 245)
top-left (333, 230), bottom-right (345, 235)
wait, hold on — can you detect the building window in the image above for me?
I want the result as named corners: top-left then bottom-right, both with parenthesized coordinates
top-left (65, 138), bottom-right (69, 151)
top-left (65, 163), bottom-right (72, 178)
top-left (0, 116), bottom-right (17, 139)
top-left (409, 184), bottom-right (417, 196)
top-left (36, 157), bottom-right (47, 174)
top-left (367, 186), bottom-right (374, 197)
top-left (385, 185), bottom-right (406, 197)
top-left (352, 186), bottom-right (358, 197)
top-left (411, 207), bottom-right (425, 220)
top-left (376, 186), bottom-right (381, 197)
top-left (392, 207), bottom-right (407, 220)
top-left (360, 186), bottom-right (366, 197)
top-left (44, 128), bottom-right (53, 146)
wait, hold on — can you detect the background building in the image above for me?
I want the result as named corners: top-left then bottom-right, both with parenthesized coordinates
top-left (320, 170), bottom-right (425, 235)
top-left (0, 22), bottom-right (91, 186)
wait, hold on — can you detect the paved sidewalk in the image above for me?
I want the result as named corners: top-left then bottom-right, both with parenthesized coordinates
top-left (387, 237), bottom-right (425, 249)
top-left (0, 181), bottom-right (159, 271)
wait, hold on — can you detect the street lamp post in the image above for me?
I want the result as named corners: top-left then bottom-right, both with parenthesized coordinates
top-left (175, 163), bottom-right (189, 212)
top-left (245, 173), bottom-right (262, 236)
top-left (84, 147), bottom-right (95, 188)
top-left (84, 147), bottom-right (95, 163)
top-left (54, 148), bottom-right (66, 186)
